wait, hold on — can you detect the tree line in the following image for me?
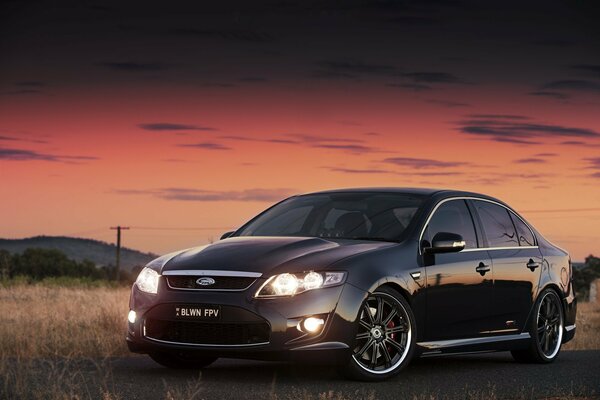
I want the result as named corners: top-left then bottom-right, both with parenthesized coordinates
top-left (0, 248), bottom-right (140, 283)
top-left (573, 255), bottom-right (600, 301)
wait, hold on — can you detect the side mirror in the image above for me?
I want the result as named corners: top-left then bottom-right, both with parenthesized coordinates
top-left (423, 232), bottom-right (465, 254)
top-left (220, 231), bottom-right (235, 240)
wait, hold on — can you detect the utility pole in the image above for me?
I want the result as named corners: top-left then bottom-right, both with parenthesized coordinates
top-left (110, 226), bottom-right (130, 281)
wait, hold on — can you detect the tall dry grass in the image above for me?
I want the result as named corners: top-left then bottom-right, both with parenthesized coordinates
top-left (563, 301), bottom-right (600, 351)
top-left (0, 284), bottom-right (130, 358)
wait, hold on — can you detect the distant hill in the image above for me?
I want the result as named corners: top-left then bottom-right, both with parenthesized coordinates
top-left (0, 236), bottom-right (157, 273)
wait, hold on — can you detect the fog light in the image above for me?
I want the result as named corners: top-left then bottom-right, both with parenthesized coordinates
top-left (302, 317), bottom-right (324, 333)
top-left (128, 310), bottom-right (136, 324)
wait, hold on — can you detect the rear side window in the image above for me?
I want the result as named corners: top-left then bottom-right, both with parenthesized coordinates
top-left (510, 213), bottom-right (536, 246)
top-left (424, 200), bottom-right (478, 249)
top-left (474, 200), bottom-right (518, 248)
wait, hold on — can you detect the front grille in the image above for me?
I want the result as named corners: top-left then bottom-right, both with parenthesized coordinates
top-left (166, 276), bottom-right (256, 290)
top-left (145, 318), bottom-right (270, 345)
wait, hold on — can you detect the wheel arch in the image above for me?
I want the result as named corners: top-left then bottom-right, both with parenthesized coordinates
top-left (361, 275), bottom-right (419, 305)
top-left (376, 282), bottom-right (412, 305)
top-left (538, 282), bottom-right (568, 318)
top-left (538, 282), bottom-right (565, 300)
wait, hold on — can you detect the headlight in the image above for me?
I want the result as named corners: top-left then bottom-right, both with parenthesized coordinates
top-left (255, 271), bottom-right (346, 298)
top-left (135, 267), bottom-right (160, 294)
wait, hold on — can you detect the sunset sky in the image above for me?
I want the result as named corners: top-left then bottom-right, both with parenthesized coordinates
top-left (1, 0), bottom-right (599, 260)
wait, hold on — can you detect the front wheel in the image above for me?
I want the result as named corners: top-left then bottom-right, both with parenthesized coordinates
top-left (511, 288), bottom-right (564, 363)
top-left (149, 351), bottom-right (218, 369)
top-left (342, 286), bottom-right (416, 381)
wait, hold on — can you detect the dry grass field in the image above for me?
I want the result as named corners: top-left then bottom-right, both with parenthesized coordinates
top-left (0, 284), bottom-right (131, 399)
top-left (0, 284), bottom-right (130, 358)
top-left (0, 282), bottom-right (598, 399)
top-left (563, 301), bottom-right (600, 351)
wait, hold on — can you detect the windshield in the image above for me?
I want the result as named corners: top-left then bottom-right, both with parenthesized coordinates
top-left (235, 192), bottom-right (424, 242)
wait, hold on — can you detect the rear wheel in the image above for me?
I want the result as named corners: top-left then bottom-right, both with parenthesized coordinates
top-left (149, 352), bottom-right (218, 369)
top-left (511, 288), bottom-right (564, 363)
top-left (342, 286), bottom-right (416, 381)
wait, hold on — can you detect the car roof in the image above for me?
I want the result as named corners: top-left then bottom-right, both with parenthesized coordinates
top-left (301, 187), bottom-right (508, 206)
top-left (304, 187), bottom-right (487, 198)
top-left (297, 187), bottom-right (517, 217)
top-left (306, 187), bottom-right (441, 196)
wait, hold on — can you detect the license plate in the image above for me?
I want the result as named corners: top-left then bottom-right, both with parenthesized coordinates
top-left (175, 305), bottom-right (221, 320)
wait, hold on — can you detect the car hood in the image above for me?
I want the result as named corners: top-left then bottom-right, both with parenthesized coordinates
top-left (160, 236), bottom-right (396, 276)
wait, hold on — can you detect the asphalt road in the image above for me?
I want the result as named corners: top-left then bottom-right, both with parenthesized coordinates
top-left (42, 350), bottom-right (596, 399)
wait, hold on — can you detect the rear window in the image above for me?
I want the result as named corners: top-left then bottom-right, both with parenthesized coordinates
top-left (510, 213), bottom-right (536, 247)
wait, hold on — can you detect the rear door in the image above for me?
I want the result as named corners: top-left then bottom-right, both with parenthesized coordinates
top-left (422, 199), bottom-right (494, 340)
top-left (470, 200), bottom-right (543, 334)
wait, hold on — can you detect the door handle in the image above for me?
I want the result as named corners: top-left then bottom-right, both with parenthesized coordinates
top-left (475, 262), bottom-right (491, 276)
top-left (526, 259), bottom-right (540, 271)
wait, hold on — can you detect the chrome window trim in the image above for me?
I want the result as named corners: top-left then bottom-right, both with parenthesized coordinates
top-left (418, 196), bottom-right (538, 255)
top-left (161, 270), bottom-right (262, 278)
top-left (417, 332), bottom-right (531, 350)
top-left (461, 245), bottom-right (538, 253)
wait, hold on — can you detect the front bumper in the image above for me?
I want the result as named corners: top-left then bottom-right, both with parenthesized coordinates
top-left (126, 279), bottom-right (367, 364)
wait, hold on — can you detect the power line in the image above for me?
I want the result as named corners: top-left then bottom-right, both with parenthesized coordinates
top-left (520, 207), bottom-right (600, 213)
top-left (528, 215), bottom-right (600, 220)
top-left (131, 226), bottom-right (234, 231)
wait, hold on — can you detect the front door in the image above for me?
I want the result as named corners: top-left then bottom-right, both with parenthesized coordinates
top-left (422, 199), bottom-right (494, 340)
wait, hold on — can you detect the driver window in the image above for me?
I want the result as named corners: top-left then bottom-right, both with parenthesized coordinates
top-left (424, 200), bottom-right (478, 249)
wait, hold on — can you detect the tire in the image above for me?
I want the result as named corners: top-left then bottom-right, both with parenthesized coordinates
top-left (149, 351), bottom-right (218, 369)
top-left (511, 288), bottom-right (564, 364)
top-left (342, 286), bottom-right (416, 381)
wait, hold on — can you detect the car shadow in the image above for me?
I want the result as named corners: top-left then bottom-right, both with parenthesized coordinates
top-left (114, 351), bottom-right (523, 384)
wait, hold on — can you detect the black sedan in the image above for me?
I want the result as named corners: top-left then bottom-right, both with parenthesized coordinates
top-left (126, 188), bottom-right (577, 381)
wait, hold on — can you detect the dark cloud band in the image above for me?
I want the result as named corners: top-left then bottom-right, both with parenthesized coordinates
top-left (113, 187), bottom-right (295, 202)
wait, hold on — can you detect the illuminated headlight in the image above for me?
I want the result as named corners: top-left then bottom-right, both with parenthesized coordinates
top-left (255, 271), bottom-right (346, 298)
top-left (135, 267), bottom-right (160, 294)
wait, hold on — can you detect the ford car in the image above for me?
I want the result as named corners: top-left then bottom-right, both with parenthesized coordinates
top-left (126, 188), bottom-right (576, 381)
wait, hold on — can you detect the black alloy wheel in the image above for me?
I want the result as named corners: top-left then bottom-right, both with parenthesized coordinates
top-left (344, 286), bottom-right (416, 381)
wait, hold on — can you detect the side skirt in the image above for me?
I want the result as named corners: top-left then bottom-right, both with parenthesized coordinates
top-left (416, 333), bottom-right (531, 356)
